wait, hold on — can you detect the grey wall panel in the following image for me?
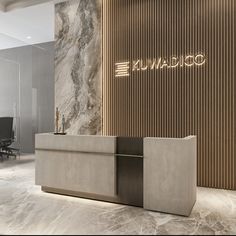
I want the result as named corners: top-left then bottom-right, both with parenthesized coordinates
top-left (32, 42), bottom-right (55, 149)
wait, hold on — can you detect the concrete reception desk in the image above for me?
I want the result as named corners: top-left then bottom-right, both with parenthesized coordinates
top-left (35, 134), bottom-right (196, 216)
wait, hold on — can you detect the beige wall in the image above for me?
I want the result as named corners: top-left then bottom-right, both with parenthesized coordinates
top-left (103, 0), bottom-right (236, 190)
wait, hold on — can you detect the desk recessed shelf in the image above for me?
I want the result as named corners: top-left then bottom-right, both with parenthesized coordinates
top-left (115, 154), bottom-right (143, 158)
top-left (54, 132), bottom-right (67, 135)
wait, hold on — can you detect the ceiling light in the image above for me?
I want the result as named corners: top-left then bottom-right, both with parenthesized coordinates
top-left (26, 36), bottom-right (32, 39)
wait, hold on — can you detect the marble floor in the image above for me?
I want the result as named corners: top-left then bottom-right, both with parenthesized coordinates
top-left (0, 155), bottom-right (236, 235)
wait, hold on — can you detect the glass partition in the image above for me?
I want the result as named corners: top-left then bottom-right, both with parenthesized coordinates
top-left (0, 57), bottom-right (21, 151)
top-left (0, 32), bottom-right (54, 154)
top-left (0, 1), bottom-right (55, 155)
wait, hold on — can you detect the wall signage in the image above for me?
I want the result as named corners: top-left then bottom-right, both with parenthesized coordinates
top-left (115, 54), bottom-right (206, 77)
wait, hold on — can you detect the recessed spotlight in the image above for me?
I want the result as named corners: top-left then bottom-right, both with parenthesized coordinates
top-left (26, 36), bottom-right (32, 39)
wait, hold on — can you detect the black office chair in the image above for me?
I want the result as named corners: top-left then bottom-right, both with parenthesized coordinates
top-left (0, 117), bottom-right (18, 160)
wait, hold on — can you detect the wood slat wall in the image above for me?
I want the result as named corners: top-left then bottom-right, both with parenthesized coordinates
top-left (102, 0), bottom-right (236, 190)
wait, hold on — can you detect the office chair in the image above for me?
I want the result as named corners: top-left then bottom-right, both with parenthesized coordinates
top-left (0, 117), bottom-right (19, 160)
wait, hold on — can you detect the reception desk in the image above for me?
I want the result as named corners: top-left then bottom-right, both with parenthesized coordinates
top-left (35, 134), bottom-right (196, 216)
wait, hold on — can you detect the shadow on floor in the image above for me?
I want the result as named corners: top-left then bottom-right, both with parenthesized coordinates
top-left (0, 155), bottom-right (35, 169)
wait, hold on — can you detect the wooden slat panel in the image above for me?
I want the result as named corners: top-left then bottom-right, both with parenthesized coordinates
top-left (102, 0), bottom-right (236, 190)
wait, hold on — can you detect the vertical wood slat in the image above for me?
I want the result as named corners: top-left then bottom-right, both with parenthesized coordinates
top-left (102, 0), bottom-right (236, 190)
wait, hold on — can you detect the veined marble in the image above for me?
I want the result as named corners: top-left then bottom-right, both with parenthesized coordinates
top-left (55, 0), bottom-right (102, 135)
top-left (0, 155), bottom-right (236, 235)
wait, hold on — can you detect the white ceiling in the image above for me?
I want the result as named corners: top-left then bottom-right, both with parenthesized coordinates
top-left (0, 0), bottom-right (17, 6)
top-left (0, 0), bottom-right (67, 50)
top-left (0, 0), bottom-right (54, 12)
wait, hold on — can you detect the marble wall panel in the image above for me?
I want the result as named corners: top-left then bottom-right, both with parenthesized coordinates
top-left (55, 0), bottom-right (102, 135)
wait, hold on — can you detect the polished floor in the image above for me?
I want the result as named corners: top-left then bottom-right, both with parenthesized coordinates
top-left (0, 155), bottom-right (235, 235)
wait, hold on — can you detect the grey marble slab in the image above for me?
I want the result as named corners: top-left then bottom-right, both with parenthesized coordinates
top-left (55, 0), bottom-right (102, 136)
top-left (0, 155), bottom-right (236, 235)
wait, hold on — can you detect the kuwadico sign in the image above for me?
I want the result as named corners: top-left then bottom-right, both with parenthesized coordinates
top-left (115, 54), bottom-right (206, 78)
